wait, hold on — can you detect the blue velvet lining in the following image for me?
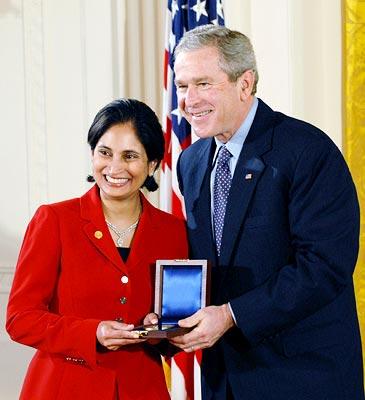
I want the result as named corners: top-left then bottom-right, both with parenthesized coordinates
top-left (161, 265), bottom-right (202, 324)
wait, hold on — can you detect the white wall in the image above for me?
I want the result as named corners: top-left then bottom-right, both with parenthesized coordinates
top-left (0, 0), bottom-right (341, 398)
top-left (225, 0), bottom-right (342, 148)
top-left (0, 1), bottom-right (117, 398)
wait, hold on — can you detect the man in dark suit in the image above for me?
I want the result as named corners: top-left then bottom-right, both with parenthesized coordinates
top-left (170, 25), bottom-right (364, 399)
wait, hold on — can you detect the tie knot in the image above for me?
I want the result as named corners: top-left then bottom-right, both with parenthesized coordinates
top-left (217, 146), bottom-right (232, 164)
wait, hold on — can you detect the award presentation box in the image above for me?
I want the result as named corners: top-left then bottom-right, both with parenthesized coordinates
top-left (134, 259), bottom-right (210, 338)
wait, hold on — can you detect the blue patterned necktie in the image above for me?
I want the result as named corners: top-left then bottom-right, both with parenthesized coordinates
top-left (213, 146), bottom-right (232, 256)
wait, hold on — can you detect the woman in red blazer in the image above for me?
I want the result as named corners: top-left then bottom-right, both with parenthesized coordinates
top-left (6, 99), bottom-right (188, 399)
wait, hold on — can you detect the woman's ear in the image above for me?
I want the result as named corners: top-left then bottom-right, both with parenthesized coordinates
top-left (148, 160), bottom-right (158, 176)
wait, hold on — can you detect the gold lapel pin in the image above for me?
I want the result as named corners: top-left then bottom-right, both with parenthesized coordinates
top-left (245, 173), bottom-right (253, 180)
top-left (94, 230), bottom-right (103, 239)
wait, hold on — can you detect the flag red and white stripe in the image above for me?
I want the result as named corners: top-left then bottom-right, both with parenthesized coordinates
top-left (160, 1), bottom-right (224, 398)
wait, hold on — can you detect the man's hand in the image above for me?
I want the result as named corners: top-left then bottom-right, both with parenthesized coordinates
top-left (170, 304), bottom-right (235, 352)
top-left (96, 320), bottom-right (146, 351)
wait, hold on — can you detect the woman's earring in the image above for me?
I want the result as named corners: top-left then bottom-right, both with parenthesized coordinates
top-left (87, 165), bottom-right (95, 182)
top-left (143, 173), bottom-right (158, 192)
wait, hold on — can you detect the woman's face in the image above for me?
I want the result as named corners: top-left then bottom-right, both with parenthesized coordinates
top-left (92, 122), bottom-right (156, 202)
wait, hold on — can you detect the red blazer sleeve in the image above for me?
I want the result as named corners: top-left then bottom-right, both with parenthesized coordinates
top-left (6, 205), bottom-right (100, 369)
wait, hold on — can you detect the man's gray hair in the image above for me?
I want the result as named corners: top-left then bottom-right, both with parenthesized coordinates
top-left (175, 25), bottom-right (259, 94)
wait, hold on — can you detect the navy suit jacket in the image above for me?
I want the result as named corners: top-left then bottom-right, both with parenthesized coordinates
top-left (177, 99), bottom-right (364, 399)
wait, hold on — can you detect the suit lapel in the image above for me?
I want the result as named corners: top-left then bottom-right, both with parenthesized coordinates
top-left (186, 139), bottom-right (217, 264)
top-left (80, 186), bottom-right (128, 274)
top-left (219, 99), bottom-right (275, 266)
top-left (187, 138), bottom-right (215, 211)
top-left (219, 149), bottom-right (267, 265)
top-left (192, 164), bottom-right (217, 264)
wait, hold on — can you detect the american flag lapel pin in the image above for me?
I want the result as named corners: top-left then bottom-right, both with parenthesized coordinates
top-left (245, 173), bottom-right (253, 180)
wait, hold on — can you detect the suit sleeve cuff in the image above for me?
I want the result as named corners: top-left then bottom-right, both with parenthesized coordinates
top-left (228, 302), bottom-right (237, 325)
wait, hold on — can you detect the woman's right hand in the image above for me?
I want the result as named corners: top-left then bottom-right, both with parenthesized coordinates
top-left (96, 320), bottom-right (146, 351)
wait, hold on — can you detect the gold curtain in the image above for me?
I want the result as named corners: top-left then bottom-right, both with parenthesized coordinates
top-left (343, 0), bottom-right (365, 371)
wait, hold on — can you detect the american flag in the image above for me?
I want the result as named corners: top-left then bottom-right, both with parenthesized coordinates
top-left (160, 1), bottom-right (224, 399)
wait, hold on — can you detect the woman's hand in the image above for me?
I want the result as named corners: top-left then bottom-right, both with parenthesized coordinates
top-left (143, 313), bottom-right (160, 345)
top-left (143, 312), bottom-right (159, 326)
top-left (96, 320), bottom-right (146, 351)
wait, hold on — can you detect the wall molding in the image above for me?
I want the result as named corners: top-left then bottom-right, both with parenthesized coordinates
top-left (23, 0), bottom-right (49, 214)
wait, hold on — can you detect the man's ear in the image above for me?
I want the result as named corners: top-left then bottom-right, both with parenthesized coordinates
top-left (238, 69), bottom-right (255, 100)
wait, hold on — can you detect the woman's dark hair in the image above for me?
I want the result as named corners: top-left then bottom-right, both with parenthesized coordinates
top-left (87, 98), bottom-right (164, 192)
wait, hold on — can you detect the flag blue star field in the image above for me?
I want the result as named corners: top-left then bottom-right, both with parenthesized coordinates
top-left (160, 2), bottom-right (224, 399)
top-left (160, 0), bottom-right (225, 218)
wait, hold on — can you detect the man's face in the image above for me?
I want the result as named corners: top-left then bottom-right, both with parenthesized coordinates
top-left (174, 46), bottom-right (253, 143)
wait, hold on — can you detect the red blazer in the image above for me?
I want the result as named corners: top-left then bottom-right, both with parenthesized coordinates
top-left (6, 186), bottom-right (188, 400)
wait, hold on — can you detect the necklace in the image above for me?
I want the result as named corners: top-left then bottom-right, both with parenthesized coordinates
top-left (105, 219), bottom-right (139, 247)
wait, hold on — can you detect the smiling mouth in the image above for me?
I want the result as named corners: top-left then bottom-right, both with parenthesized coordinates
top-left (105, 175), bottom-right (129, 185)
top-left (190, 110), bottom-right (212, 118)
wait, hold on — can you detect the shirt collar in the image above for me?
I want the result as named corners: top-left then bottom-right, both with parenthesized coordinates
top-left (214, 96), bottom-right (258, 160)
